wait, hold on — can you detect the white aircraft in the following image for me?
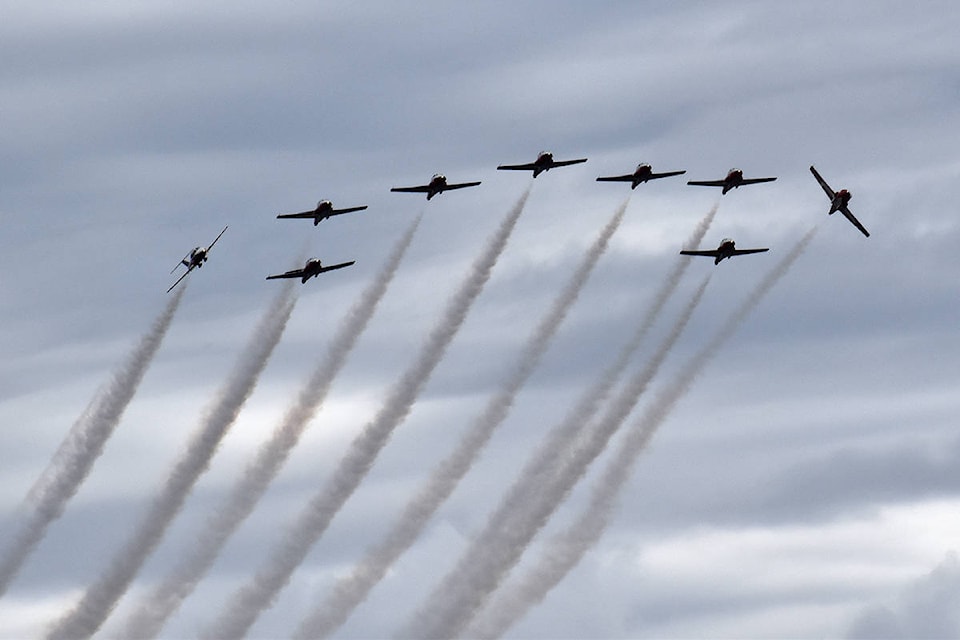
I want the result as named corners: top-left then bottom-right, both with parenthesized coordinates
top-left (596, 163), bottom-right (686, 189)
top-left (391, 174), bottom-right (481, 200)
top-left (680, 238), bottom-right (769, 265)
top-left (277, 200), bottom-right (367, 226)
top-left (497, 151), bottom-right (587, 178)
top-left (266, 257), bottom-right (355, 283)
top-left (167, 226), bottom-right (227, 293)
top-left (809, 165), bottom-right (869, 237)
top-left (687, 168), bottom-right (777, 194)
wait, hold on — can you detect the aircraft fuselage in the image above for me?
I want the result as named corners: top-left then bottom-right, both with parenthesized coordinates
top-left (532, 152), bottom-right (554, 177)
top-left (721, 169), bottom-right (745, 194)
top-left (426, 174), bottom-right (448, 199)
top-left (830, 189), bottom-right (852, 214)
top-left (631, 164), bottom-right (653, 188)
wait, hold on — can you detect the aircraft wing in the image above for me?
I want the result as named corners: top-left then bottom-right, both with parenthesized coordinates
top-left (729, 248), bottom-right (770, 256)
top-left (318, 260), bottom-right (356, 273)
top-left (265, 268), bottom-right (306, 280)
top-left (390, 185), bottom-right (432, 193)
top-left (678, 249), bottom-right (721, 258)
top-left (595, 174), bottom-right (634, 183)
top-left (166, 266), bottom-right (194, 293)
top-left (808, 165), bottom-right (836, 198)
top-left (686, 180), bottom-right (727, 187)
top-left (739, 177), bottom-right (777, 186)
top-left (649, 170), bottom-right (687, 180)
top-left (839, 206), bottom-right (870, 237)
top-left (330, 205), bottom-right (368, 216)
top-left (207, 226), bottom-right (228, 251)
top-left (496, 162), bottom-right (539, 171)
top-left (276, 210), bottom-right (317, 220)
top-left (441, 181), bottom-right (481, 191)
top-left (549, 158), bottom-right (588, 168)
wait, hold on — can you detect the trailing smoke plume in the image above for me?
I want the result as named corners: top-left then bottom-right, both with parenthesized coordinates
top-left (294, 198), bottom-right (629, 639)
top-left (404, 274), bottom-right (711, 639)
top-left (202, 189), bottom-right (529, 639)
top-left (458, 200), bottom-right (721, 557)
top-left (45, 282), bottom-right (298, 640)
top-left (0, 286), bottom-right (187, 597)
top-left (120, 216), bottom-right (421, 639)
top-left (471, 226), bottom-right (819, 638)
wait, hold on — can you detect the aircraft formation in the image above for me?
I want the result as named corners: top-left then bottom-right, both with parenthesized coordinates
top-left (166, 152), bottom-right (870, 293)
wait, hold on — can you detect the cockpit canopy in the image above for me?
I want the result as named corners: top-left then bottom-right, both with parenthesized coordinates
top-left (432, 173), bottom-right (446, 182)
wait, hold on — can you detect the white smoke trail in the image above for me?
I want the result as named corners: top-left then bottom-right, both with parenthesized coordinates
top-left (404, 273), bottom-right (711, 639)
top-left (0, 286), bottom-right (187, 597)
top-left (471, 226), bottom-right (819, 638)
top-left (202, 189), bottom-right (530, 639)
top-left (293, 198), bottom-right (629, 639)
top-left (119, 216), bottom-right (422, 639)
top-left (463, 200), bottom-right (721, 554)
top-left (45, 282), bottom-right (298, 639)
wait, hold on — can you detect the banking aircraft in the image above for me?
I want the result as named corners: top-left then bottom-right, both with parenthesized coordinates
top-left (497, 151), bottom-right (587, 178)
top-left (390, 174), bottom-right (481, 200)
top-left (809, 165), bottom-right (869, 237)
top-left (277, 200), bottom-right (367, 226)
top-left (687, 168), bottom-right (777, 194)
top-left (266, 257), bottom-right (355, 283)
top-left (596, 163), bottom-right (686, 189)
top-left (167, 225), bottom-right (228, 293)
top-left (680, 238), bottom-right (769, 265)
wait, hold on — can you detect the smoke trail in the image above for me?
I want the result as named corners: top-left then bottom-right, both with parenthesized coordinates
top-left (294, 198), bottom-right (629, 639)
top-left (472, 226), bottom-right (819, 638)
top-left (465, 200), bottom-right (721, 550)
top-left (393, 200), bottom-right (718, 637)
top-left (0, 286), bottom-right (186, 597)
top-left (45, 282), bottom-right (298, 639)
top-left (404, 273), bottom-right (711, 639)
top-left (119, 215), bottom-right (422, 639)
top-left (202, 189), bottom-right (530, 639)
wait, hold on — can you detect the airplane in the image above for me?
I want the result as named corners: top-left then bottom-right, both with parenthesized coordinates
top-left (497, 151), bottom-right (588, 178)
top-left (277, 200), bottom-right (367, 226)
top-left (680, 238), bottom-right (769, 265)
top-left (809, 165), bottom-right (870, 237)
top-left (266, 257), bottom-right (356, 283)
top-left (687, 168), bottom-right (777, 194)
top-left (390, 174), bottom-right (481, 200)
top-left (167, 225), bottom-right (228, 293)
top-left (596, 163), bottom-right (686, 189)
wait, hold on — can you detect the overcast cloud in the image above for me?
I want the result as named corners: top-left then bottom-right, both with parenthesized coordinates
top-left (1, 2), bottom-right (959, 638)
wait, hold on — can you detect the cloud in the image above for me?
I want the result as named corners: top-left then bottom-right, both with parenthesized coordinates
top-left (847, 552), bottom-right (960, 639)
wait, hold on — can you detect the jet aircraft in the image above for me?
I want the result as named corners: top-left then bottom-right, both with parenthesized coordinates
top-left (390, 174), bottom-right (481, 200)
top-left (687, 168), bottom-right (777, 194)
top-left (497, 151), bottom-right (587, 178)
top-left (277, 200), bottom-right (367, 226)
top-left (809, 165), bottom-right (869, 237)
top-left (167, 225), bottom-right (228, 293)
top-left (596, 163), bottom-right (686, 189)
top-left (266, 257), bottom-right (355, 283)
top-left (680, 238), bottom-right (769, 265)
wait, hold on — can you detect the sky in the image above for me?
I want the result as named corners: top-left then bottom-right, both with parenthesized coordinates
top-left (1, 1), bottom-right (959, 637)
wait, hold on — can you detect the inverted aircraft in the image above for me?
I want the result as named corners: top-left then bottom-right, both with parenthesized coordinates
top-left (687, 168), bottom-right (777, 194)
top-left (680, 238), bottom-right (769, 265)
top-left (277, 200), bottom-right (367, 226)
top-left (596, 163), bottom-right (686, 189)
top-left (266, 257), bottom-right (355, 283)
top-left (497, 151), bottom-right (587, 178)
top-left (167, 225), bottom-right (228, 293)
top-left (809, 165), bottom-right (869, 237)
top-left (390, 174), bottom-right (481, 200)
